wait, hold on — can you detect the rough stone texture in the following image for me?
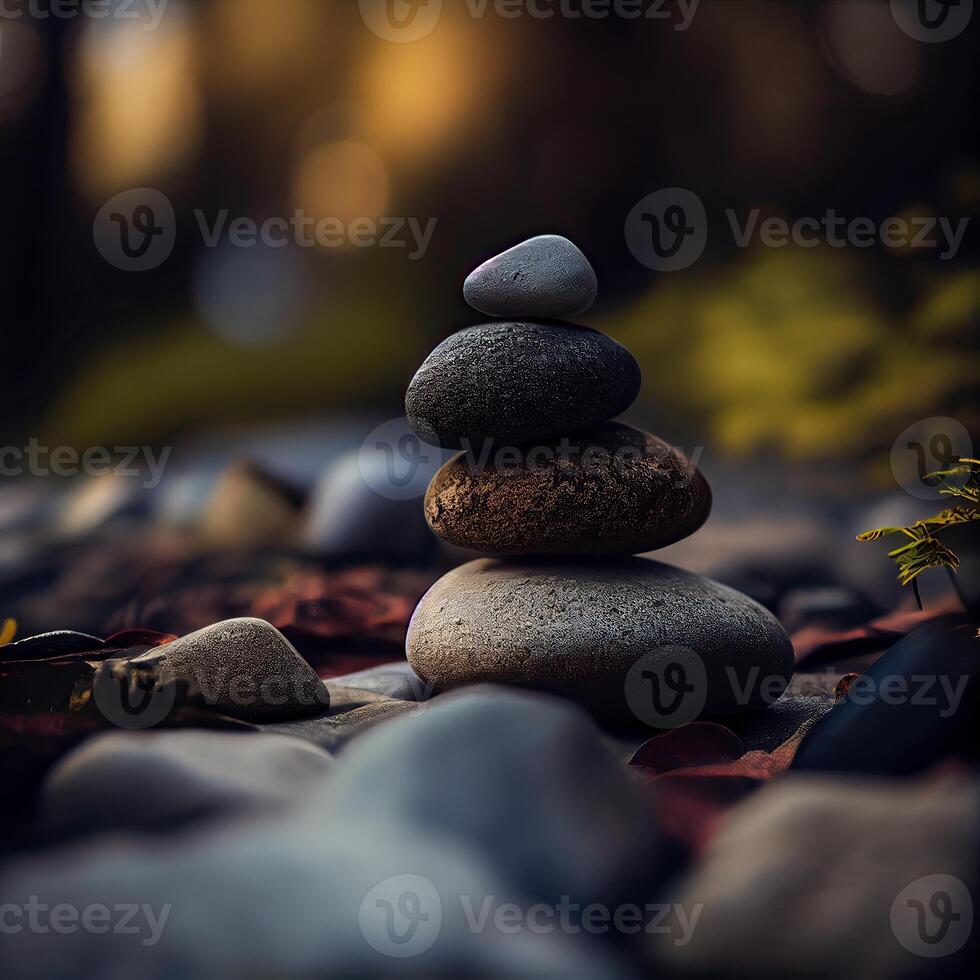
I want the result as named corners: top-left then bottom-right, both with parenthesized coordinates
top-left (463, 235), bottom-right (598, 320)
top-left (406, 558), bottom-right (794, 725)
top-left (40, 731), bottom-right (332, 839)
top-left (652, 774), bottom-right (980, 979)
top-left (106, 618), bottom-right (329, 722)
top-left (405, 321), bottom-right (641, 449)
top-left (325, 687), bottom-right (672, 908)
top-left (424, 422), bottom-right (711, 555)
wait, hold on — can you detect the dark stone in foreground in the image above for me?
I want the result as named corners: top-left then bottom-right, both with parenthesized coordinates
top-left (41, 731), bottom-right (332, 839)
top-left (792, 616), bottom-right (980, 775)
top-left (405, 321), bottom-right (641, 449)
top-left (407, 558), bottom-right (794, 726)
top-left (463, 234), bottom-right (598, 320)
top-left (425, 422), bottom-right (711, 555)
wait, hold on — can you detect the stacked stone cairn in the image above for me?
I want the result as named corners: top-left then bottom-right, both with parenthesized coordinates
top-left (405, 235), bottom-right (793, 727)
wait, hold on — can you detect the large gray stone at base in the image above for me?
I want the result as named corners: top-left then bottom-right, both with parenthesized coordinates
top-left (407, 559), bottom-right (794, 726)
top-left (463, 235), bottom-right (598, 319)
top-left (40, 731), bottom-right (332, 839)
top-left (324, 687), bottom-right (668, 907)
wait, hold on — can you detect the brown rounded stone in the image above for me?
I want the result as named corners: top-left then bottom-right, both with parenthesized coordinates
top-left (423, 422), bottom-right (711, 555)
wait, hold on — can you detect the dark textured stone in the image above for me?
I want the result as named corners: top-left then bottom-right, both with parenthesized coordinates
top-left (424, 422), bottom-right (711, 555)
top-left (792, 616), bottom-right (980, 775)
top-left (326, 687), bottom-right (672, 908)
top-left (405, 321), bottom-right (641, 449)
top-left (463, 235), bottom-right (598, 319)
top-left (98, 618), bottom-right (329, 723)
top-left (40, 731), bottom-right (332, 839)
top-left (406, 558), bottom-right (794, 725)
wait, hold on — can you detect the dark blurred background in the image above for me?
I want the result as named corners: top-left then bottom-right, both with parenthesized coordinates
top-left (0, 0), bottom-right (978, 631)
top-left (2, 0), bottom-right (976, 450)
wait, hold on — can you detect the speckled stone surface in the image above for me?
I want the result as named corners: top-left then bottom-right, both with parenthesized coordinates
top-left (424, 422), bottom-right (711, 555)
top-left (406, 558), bottom-right (794, 725)
top-left (463, 235), bottom-right (598, 320)
top-left (123, 617), bottom-right (329, 721)
top-left (405, 321), bottom-right (641, 448)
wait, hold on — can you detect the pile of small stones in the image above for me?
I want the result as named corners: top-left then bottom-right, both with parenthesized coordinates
top-left (405, 235), bottom-right (794, 725)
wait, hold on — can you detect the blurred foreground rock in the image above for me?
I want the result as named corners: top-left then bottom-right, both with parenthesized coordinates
top-left (653, 774), bottom-right (979, 979)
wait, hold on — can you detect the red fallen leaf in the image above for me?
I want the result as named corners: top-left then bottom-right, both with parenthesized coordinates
top-left (628, 722), bottom-right (745, 774)
top-left (103, 629), bottom-right (177, 650)
top-left (792, 599), bottom-right (961, 669)
top-left (835, 672), bottom-right (861, 700)
top-left (631, 717), bottom-right (822, 853)
top-left (643, 774), bottom-right (752, 853)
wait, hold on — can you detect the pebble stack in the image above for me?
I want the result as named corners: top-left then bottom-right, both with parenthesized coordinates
top-left (405, 235), bottom-right (793, 726)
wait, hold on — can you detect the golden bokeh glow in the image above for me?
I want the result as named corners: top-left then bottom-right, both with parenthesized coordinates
top-left (72, 15), bottom-right (203, 198)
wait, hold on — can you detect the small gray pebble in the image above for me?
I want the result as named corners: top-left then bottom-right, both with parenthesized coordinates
top-left (463, 235), bottom-right (598, 319)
